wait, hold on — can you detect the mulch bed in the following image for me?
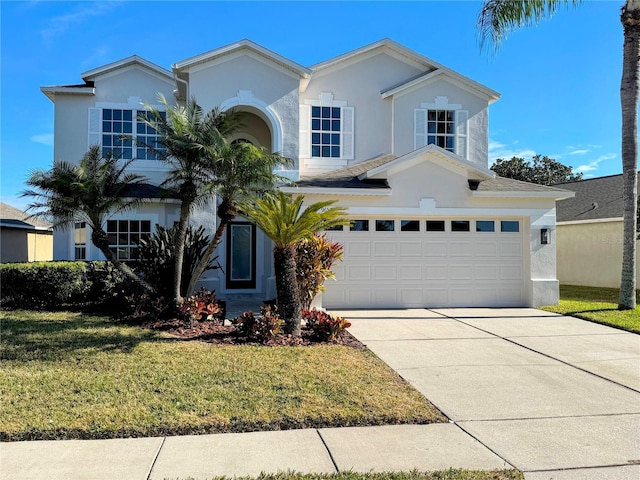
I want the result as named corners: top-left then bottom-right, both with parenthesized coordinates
top-left (141, 318), bottom-right (366, 349)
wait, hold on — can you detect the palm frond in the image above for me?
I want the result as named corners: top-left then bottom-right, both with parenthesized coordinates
top-left (477, 0), bottom-right (582, 52)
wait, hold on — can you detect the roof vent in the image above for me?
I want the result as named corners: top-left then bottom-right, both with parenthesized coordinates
top-left (468, 180), bottom-right (480, 191)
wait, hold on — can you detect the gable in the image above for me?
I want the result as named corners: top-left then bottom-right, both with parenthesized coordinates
top-left (91, 66), bottom-right (176, 105)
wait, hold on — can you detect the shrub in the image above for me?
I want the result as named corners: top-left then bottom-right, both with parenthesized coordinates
top-left (178, 288), bottom-right (223, 328)
top-left (295, 233), bottom-right (344, 310)
top-left (0, 261), bottom-right (88, 309)
top-left (121, 292), bottom-right (171, 323)
top-left (302, 308), bottom-right (352, 341)
top-left (232, 305), bottom-right (284, 342)
top-left (137, 225), bottom-right (219, 300)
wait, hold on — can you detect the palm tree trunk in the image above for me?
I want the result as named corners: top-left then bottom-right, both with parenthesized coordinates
top-left (274, 244), bottom-right (302, 336)
top-left (173, 200), bottom-right (191, 304)
top-left (186, 216), bottom-right (228, 297)
top-left (619, 0), bottom-right (640, 310)
top-left (91, 228), bottom-right (154, 293)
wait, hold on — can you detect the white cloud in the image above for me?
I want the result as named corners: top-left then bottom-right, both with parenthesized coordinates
top-left (81, 45), bottom-right (111, 69)
top-left (569, 149), bottom-right (590, 155)
top-left (31, 133), bottom-right (54, 146)
top-left (488, 138), bottom-right (537, 165)
top-left (575, 153), bottom-right (617, 173)
top-left (41, 2), bottom-right (121, 43)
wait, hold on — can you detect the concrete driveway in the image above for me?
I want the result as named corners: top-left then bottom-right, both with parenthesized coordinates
top-left (331, 308), bottom-right (640, 480)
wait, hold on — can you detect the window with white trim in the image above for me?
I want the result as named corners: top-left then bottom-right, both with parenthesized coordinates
top-left (74, 222), bottom-right (87, 260)
top-left (415, 96), bottom-right (468, 158)
top-left (106, 219), bottom-right (151, 260)
top-left (300, 92), bottom-right (354, 164)
top-left (89, 106), bottom-right (165, 160)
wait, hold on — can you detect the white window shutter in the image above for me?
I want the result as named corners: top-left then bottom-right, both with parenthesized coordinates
top-left (414, 109), bottom-right (426, 150)
top-left (299, 104), bottom-right (310, 158)
top-left (456, 110), bottom-right (468, 158)
top-left (341, 106), bottom-right (354, 160)
top-left (88, 108), bottom-right (101, 149)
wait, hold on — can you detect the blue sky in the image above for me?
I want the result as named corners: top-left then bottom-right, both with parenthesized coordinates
top-left (0, 0), bottom-right (626, 210)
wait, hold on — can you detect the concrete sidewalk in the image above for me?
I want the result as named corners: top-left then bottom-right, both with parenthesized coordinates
top-left (2, 308), bottom-right (638, 480)
top-left (1, 424), bottom-right (509, 479)
top-left (335, 308), bottom-right (640, 480)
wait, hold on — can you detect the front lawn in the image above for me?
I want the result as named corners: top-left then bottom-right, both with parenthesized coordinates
top-left (0, 310), bottom-right (445, 441)
top-left (541, 285), bottom-right (639, 333)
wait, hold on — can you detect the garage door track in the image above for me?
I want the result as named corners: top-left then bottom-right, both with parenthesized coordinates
top-left (331, 308), bottom-right (640, 480)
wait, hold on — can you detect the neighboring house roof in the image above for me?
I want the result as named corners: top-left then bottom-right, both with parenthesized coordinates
top-left (554, 173), bottom-right (640, 222)
top-left (0, 202), bottom-right (52, 231)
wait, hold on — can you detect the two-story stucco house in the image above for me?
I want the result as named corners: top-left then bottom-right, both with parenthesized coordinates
top-left (41, 39), bottom-right (572, 308)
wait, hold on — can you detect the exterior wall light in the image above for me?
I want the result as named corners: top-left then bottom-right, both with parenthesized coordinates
top-left (541, 228), bottom-right (550, 245)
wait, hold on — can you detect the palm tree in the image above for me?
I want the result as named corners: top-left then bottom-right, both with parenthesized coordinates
top-left (140, 94), bottom-right (243, 304)
top-left (185, 141), bottom-right (293, 296)
top-left (23, 145), bottom-right (153, 292)
top-left (241, 191), bottom-right (348, 336)
top-left (477, 0), bottom-right (639, 309)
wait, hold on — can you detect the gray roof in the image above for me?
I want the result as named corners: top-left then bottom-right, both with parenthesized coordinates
top-left (297, 155), bottom-right (396, 189)
top-left (296, 154), bottom-right (570, 196)
top-left (554, 173), bottom-right (638, 222)
top-left (0, 202), bottom-right (52, 230)
top-left (477, 176), bottom-right (571, 194)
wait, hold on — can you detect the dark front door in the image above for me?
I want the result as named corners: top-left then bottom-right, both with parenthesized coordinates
top-left (226, 222), bottom-right (256, 289)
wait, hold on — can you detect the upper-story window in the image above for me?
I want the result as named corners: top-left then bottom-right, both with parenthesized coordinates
top-left (89, 102), bottom-right (165, 161)
top-left (301, 92), bottom-right (354, 167)
top-left (415, 96), bottom-right (468, 158)
top-left (311, 106), bottom-right (341, 158)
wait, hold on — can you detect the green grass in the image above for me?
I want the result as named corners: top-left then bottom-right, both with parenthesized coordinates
top-left (0, 310), bottom-right (445, 441)
top-left (179, 471), bottom-right (524, 480)
top-left (541, 285), bottom-right (640, 333)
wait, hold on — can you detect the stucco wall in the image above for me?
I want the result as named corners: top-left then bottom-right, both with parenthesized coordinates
top-left (187, 53), bottom-right (300, 166)
top-left (393, 77), bottom-right (489, 168)
top-left (557, 220), bottom-right (640, 288)
top-left (52, 67), bottom-right (175, 168)
top-left (303, 51), bottom-right (425, 167)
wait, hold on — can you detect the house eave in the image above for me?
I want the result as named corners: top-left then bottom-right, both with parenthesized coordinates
top-left (359, 144), bottom-right (496, 181)
top-left (381, 69), bottom-right (501, 104)
top-left (557, 217), bottom-right (623, 226)
top-left (279, 186), bottom-right (392, 196)
top-left (82, 55), bottom-right (173, 82)
top-left (471, 191), bottom-right (576, 199)
top-left (40, 86), bottom-right (95, 102)
top-left (172, 39), bottom-right (312, 78)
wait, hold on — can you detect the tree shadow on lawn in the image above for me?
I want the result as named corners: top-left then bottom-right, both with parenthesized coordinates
top-left (0, 311), bottom-right (171, 362)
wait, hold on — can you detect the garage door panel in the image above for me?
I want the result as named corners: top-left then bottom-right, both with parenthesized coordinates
top-left (476, 265), bottom-right (499, 280)
top-left (373, 241), bottom-right (397, 256)
top-left (347, 289), bottom-right (372, 306)
top-left (347, 265), bottom-right (371, 280)
top-left (347, 241), bottom-right (371, 256)
top-left (424, 265), bottom-right (448, 280)
top-left (473, 242), bottom-right (499, 256)
top-left (450, 265), bottom-right (473, 280)
top-left (399, 265), bottom-right (422, 280)
top-left (425, 288), bottom-right (449, 306)
top-left (374, 265), bottom-right (397, 280)
top-left (424, 241), bottom-right (448, 256)
top-left (399, 241), bottom-right (422, 256)
top-left (324, 217), bottom-right (525, 308)
top-left (500, 265), bottom-right (523, 280)
top-left (449, 242), bottom-right (473, 257)
top-left (500, 242), bottom-right (522, 256)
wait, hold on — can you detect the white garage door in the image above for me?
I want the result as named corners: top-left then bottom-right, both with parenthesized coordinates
top-left (323, 218), bottom-right (525, 308)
